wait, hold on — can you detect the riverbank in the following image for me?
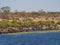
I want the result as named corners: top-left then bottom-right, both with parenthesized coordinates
top-left (2, 30), bottom-right (60, 35)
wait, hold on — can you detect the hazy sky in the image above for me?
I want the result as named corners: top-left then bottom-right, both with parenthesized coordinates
top-left (0, 0), bottom-right (60, 12)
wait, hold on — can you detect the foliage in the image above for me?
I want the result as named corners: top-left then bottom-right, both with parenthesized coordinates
top-left (0, 20), bottom-right (56, 27)
top-left (1, 6), bottom-right (10, 12)
top-left (1, 6), bottom-right (10, 19)
top-left (38, 21), bottom-right (55, 25)
top-left (0, 21), bottom-right (8, 27)
top-left (57, 21), bottom-right (60, 25)
top-left (11, 19), bottom-right (20, 26)
top-left (0, 20), bottom-right (20, 27)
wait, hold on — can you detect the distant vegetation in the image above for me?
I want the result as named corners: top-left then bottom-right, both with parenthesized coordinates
top-left (0, 20), bottom-right (55, 27)
top-left (0, 6), bottom-right (60, 33)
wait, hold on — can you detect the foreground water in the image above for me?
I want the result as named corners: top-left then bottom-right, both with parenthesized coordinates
top-left (0, 32), bottom-right (60, 45)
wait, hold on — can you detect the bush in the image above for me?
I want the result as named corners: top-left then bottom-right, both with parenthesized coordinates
top-left (0, 20), bottom-right (20, 27)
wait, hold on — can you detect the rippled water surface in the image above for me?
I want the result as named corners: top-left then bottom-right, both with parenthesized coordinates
top-left (0, 32), bottom-right (60, 45)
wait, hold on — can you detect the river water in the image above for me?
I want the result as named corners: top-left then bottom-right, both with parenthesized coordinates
top-left (0, 32), bottom-right (60, 45)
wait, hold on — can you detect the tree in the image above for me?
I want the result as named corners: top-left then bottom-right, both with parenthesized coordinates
top-left (22, 18), bottom-right (33, 26)
top-left (38, 21), bottom-right (55, 30)
top-left (57, 21), bottom-right (60, 25)
top-left (11, 19), bottom-right (20, 27)
top-left (44, 21), bottom-right (55, 29)
top-left (0, 20), bottom-right (8, 27)
top-left (38, 21), bottom-right (45, 30)
top-left (1, 6), bottom-right (10, 19)
top-left (30, 21), bottom-right (38, 26)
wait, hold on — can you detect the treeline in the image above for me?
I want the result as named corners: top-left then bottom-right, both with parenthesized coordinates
top-left (0, 6), bottom-right (60, 20)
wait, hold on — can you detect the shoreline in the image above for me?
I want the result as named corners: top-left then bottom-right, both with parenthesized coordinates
top-left (1, 30), bottom-right (60, 35)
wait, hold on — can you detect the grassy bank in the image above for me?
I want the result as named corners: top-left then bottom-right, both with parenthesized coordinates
top-left (2, 30), bottom-right (60, 35)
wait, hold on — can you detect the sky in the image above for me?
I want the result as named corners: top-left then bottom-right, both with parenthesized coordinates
top-left (0, 0), bottom-right (60, 12)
